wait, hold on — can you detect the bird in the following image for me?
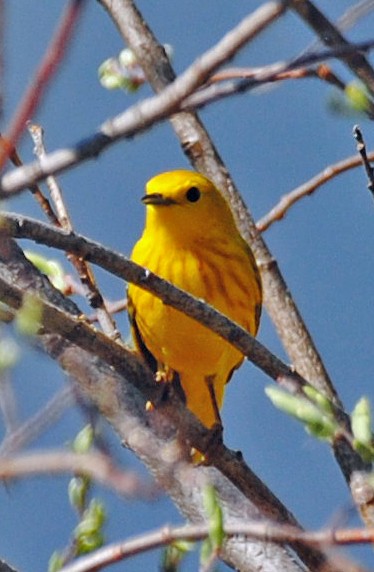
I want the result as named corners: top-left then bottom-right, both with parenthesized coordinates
top-left (128, 170), bottom-right (262, 433)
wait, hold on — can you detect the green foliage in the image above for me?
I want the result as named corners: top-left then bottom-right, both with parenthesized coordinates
top-left (48, 551), bottom-right (65, 572)
top-left (74, 499), bottom-right (106, 554)
top-left (200, 485), bottom-right (224, 567)
top-left (48, 425), bottom-right (107, 570)
top-left (99, 45), bottom-right (173, 93)
top-left (351, 397), bottom-right (374, 462)
top-left (68, 476), bottom-right (90, 514)
top-left (328, 81), bottom-right (372, 118)
top-left (161, 540), bottom-right (195, 572)
top-left (15, 294), bottom-right (42, 336)
top-left (0, 335), bottom-right (19, 371)
top-left (24, 251), bottom-right (65, 291)
top-left (265, 385), bottom-right (338, 440)
top-left (72, 424), bottom-right (94, 454)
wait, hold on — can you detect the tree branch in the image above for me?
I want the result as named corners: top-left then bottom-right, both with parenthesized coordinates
top-left (290, 0), bottom-right (374, 96)
top-left (0, 0), bottom-right (87, 168)
top-left (257, 149), bottom-right (374, 232)
top-left (60, 522), bottom-right (371, 572)
top-left (0, 450), bottom-right (154, 498)
top-left (0, 234), bottom-right (341, 572)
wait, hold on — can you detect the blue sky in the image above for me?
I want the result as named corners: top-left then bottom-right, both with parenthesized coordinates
top-left (1, 2), bottom-right (374, 570)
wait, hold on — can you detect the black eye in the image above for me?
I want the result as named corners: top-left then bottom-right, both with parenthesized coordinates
top-left (186, 186), bottom-right (201, 203)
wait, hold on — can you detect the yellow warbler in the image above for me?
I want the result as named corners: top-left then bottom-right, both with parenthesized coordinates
top-left (128, 170), bottom-right (262, 429)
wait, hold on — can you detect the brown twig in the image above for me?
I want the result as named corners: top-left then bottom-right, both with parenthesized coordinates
top-left (0, 0), bottom-right (87, 169)
top-left (59, 521), bottom-right (372, 572)
top-left (0, 449), bottom-right (155, 499)
top-left (2, 39), bottom-right (374, 198)
top-left (27, 122), bottom-right (120, 339)
top-left (0, 0), bottom-right (5, 115)
top-left (0, 385), bottom-right (75, 456)
top-left (257, 149), bottom-right (374, 232)
top-left (290, 0), bottom-right (374, 98)
top-left (3, 133), bottom-right (60, 223)
top-left (0, 1), bottom-right (288, 198)
top-left (353, 125), bottom-right (374, 198)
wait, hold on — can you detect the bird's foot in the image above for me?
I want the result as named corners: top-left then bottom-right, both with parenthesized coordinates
top-left (191, 422), bottom-right (224, 465)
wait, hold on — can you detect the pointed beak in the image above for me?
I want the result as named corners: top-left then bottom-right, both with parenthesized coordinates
top-left (141, 193), bottom-right (176, 206)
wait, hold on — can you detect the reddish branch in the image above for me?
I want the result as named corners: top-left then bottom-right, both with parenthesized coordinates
top-left (0, 0), bottom-right (87, 169)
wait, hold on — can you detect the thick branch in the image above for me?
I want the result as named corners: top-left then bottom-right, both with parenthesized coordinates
top-left (98, 0), bottom-right (366, 492)
top-left (0, 235), bottom-right (340, 572)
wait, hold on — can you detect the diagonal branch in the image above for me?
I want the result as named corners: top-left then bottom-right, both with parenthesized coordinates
top-left (290, 0), bottom-right (374, 96)
top-left (257, 149), bottom-right (374, 232)
top-left (0, 235), bottom-right (338, 572)
top-left (99, 0), bottom-right (366, 498)
top-left (59, 521), bottom-right (371, 572)
top-left (0, 0), bottom-right (87, 168)
top-left (1, 213), bottom-right (370, 484)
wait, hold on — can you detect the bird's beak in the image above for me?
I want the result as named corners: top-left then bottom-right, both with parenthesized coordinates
top-left (141, 193), bottom-right (176, 206)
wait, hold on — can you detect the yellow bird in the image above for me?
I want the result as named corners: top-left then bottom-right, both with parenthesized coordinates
top-left (128, 170), bottom-right (262, 430)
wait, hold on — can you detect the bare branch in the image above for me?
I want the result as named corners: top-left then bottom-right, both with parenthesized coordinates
top-left (0, 386), bottom-right (75, 456)
top-left (0, 449), bottom-right (155, 499)
top-left (290, 0), bottom-right (374, 96)
top-left (0, 1), bottom-right (287, 198)
top-left (28, 122), bottom-right (120, 339)
top-left (0, 213), bottom-right (339, 401)
top-left (59, 521), bottom-right (372, 572)
top-left (257, 149), bottom-right (374, 232)
top-left (353, 126), bottom-right (374, 198)
top-left (0, 235), bottom-right (337, 572)
top-left (0, 0), bottom-right (87, 168)
top-left (62, 0), bottom-right (367, 461)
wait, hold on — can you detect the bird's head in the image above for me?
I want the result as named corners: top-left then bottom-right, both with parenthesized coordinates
top-left (141, 170), bottom-right (238, 244)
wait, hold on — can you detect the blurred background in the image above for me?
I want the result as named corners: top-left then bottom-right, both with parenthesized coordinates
top-left (1, 1), bottom-right (373, 570)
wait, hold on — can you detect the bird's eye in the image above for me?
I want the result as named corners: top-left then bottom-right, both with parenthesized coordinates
top-left (186, 186), bottom-right (201, 203)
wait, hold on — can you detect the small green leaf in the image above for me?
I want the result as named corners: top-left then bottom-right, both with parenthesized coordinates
top-left (303, 385), bottom-right (333, 414)
top-left (265, 386), bottom-right (338, 441)
top-left (99, 45), bottom-right (173, 93)
top-left (48, 551), bottom-right (64, 572)
top-left (0, 336), bottom-right (19, 371)
top-left (162, 540), bottom-right (194, 572)
top-left (345, 82), bottom-right (371, 113)
top-left (68, 476), bottom-right (89, 512)
top-left (352, 397), bottom-right (372, 446)
top-left (72, 424), bottom-right (94, 454)
top-left (351, 397), bottom-right (374, 461)
top-left (15, 294), bottom-right (42, 336)
top-left (202, 485), bottom-right (224, 559)
top-left (74, 500), bottom-right (106, 555)
top-left (24, 251), bottom-right (65, 291)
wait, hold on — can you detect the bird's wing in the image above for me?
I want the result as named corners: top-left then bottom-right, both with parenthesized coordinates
top-left (127, 292), bottom-right (158, 373)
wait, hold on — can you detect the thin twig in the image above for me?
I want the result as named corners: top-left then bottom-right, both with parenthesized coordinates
top-left (28, 122), bottom-right (120, 339)
top-left (2, 132), bottom-right (60, 223)
top-left (0, 0), bottom-right (87, 169)
top-left (0, 385), bottom-right (75, 455)
top-left (0, 449), bottom-right (155, 499)
top-left (183, 39), bottom-right (374, 115)
top-left (353, 125), bottom-right (374, 198)
top-left (59, 521), bottom-right (372, 572)
top-left (257, 149), bottom-right (374, 232)
top-left (290, 0), bottom-right (374, 97)
top-left (2, 38), bottom-right (374, 198)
